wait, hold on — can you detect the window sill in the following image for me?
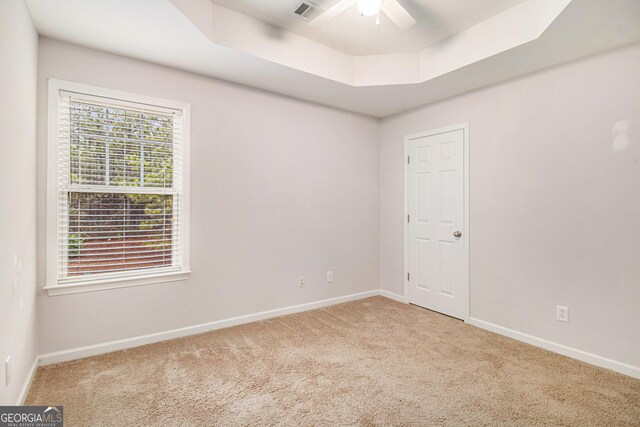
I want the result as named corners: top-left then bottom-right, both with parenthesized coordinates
top-left (44, 270), bottom-right (191, 296)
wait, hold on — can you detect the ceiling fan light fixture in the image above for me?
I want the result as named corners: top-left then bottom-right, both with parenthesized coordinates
top-left (357, 0), bottom-right (382, 17)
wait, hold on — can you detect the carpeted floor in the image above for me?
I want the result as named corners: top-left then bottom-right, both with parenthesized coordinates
top-left (27, 297), bottom-right (640, 426)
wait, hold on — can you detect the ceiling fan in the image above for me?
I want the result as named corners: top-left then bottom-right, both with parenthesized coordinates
top-left (311, 0), bottom-right (416, 29)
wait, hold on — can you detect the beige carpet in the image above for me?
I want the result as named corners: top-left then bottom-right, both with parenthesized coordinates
top-left (27, 297), bottom-right (640, 426)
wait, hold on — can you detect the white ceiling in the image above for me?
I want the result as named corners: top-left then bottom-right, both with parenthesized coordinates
top-left (211, 0), bottom-right (528, 56)
top-left (25, 0), bottom-right (640, 117)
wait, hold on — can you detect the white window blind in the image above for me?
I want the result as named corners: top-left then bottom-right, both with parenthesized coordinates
top-left (53, 88), bottom-right (186, 286)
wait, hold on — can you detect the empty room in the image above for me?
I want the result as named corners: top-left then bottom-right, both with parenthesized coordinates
top-left (1, 0), bottom-right (639, 425)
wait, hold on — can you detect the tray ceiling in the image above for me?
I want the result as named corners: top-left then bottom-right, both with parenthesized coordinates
top-left (26, 0), bottom-right (640, 117)
top-left (211, 0), bottom-right (528, 56)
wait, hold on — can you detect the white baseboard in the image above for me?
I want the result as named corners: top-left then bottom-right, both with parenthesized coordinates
top-left (379, 289), bottom-right (406, 303)
top-left (39, 290), bottom-right (379, 366)
top-left (469, 317), bottom-right (640, 379)
top-left (22, 292), bottom-right (639, 401)
top-left (16, 358), bottom-right (39, 405)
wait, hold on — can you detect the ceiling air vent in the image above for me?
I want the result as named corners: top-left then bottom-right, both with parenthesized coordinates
top-left (292, 2), bottom-right (323, 21)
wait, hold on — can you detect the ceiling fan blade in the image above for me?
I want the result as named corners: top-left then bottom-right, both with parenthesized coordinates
top-left (309, 0), bottom-right (356, 26)
top-left (381, 0), bottom-right (416, 30)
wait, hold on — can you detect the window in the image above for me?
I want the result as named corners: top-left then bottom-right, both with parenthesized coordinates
top-left (46, 80), bottom-right (190, 295)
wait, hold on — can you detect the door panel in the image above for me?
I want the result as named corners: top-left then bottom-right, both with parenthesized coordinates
top-left (407, 128), bottom-right (467, 320)
top-left (417, 238), bottom-right (430, 290)
top-left (417, 172), bottom-right (430, 222)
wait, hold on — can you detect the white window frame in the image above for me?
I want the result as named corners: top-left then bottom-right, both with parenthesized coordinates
top-left (45, 79), bottom-right (191, 296)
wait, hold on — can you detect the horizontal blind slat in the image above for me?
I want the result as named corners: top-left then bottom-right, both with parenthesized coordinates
top-left (60, 240), bottom-right (177, 251)
top-left (63, 249), bottom-right (176, 258)
top-left (66, 268), bottom-right (174, 277)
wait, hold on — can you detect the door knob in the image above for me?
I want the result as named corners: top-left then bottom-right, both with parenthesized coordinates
top-left (453, 231), bottom-right (462, 238)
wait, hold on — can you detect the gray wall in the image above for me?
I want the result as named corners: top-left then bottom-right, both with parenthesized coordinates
top-left (0, 0), bottom-right (38, 404)
top-left (36, 39), bottom-right (380, 354)
top-left (380, 43), bottom-right (640, 367)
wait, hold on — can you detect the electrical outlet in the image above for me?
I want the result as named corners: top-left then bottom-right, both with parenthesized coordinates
top-left (298, 276), bottom-right (304, 288)
top-left (327, 271), bottom-right (334, 283)
top-left (557, 305), bottom-right (569, 323)
top-left (5, 355), bottom-right (11, 387)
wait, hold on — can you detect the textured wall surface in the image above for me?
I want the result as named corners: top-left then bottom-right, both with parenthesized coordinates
top-left (36, 39), bottom-right (380, 354)
top-left (0, 0), bottom-right (38, 404)
top-left (380, 43), bottom-right (640, 367)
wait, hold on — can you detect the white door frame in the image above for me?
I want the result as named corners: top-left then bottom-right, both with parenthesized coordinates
top-left (403, 123), bottom-right (470, 322)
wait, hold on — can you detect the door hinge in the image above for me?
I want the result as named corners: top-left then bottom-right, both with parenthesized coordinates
top-left (407, 156), bottom-right (410, 164)
top-left (407, 272), bottom-right (410, 281)
top-left (407, 214), bottom-right (410, 223)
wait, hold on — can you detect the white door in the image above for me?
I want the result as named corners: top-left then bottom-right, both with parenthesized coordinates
top-left (406, 127), bottom-right (468, 320)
